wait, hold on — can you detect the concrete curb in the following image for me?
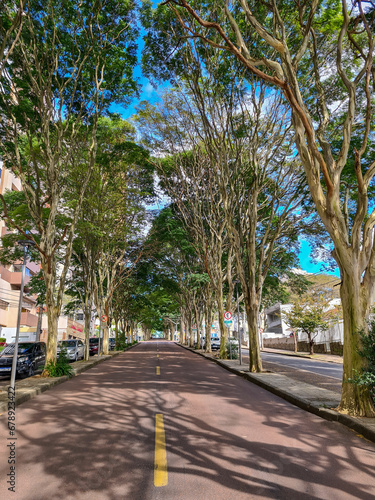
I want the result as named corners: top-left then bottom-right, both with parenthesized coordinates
top-left (177, 343), bottom-right (375, 444)
top-left (0, 344), bottom-right (138, 415)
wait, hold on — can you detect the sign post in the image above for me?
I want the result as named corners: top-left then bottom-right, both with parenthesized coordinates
top-left (224, 312), bottom-right (233, 359)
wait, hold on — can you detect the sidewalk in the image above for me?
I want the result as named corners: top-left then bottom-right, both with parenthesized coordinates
top-left (179, 344), bottom-right (375, 444)
top-left (0, 349), bottom-right (130, 415)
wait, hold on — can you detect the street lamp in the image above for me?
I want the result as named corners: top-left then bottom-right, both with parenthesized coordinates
top-left (10, 240), bottom-right (35, 390)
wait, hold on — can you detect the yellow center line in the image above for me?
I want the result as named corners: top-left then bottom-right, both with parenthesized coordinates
top-left (156, 366), bottom-right (160, 375)
top-left (157, 354), bottom-right (159, 358)
top-left (154, 414), bottom-right (168, 487)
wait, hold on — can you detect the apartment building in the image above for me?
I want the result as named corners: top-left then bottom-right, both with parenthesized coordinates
top-left (0, 164), bottom-right (40, 342)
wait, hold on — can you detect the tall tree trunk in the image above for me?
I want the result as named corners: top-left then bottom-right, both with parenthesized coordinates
top-left (180, 317), bottom-right (185, 344)
top-left (42, 262), bottom-right (59, 371)
top-left (204, 296), bottom-right (213, 353)
top-left (188, 313), bottom-right (194, 347)
top-left (102, 323), bottom-right (109, 355)
top-left (244, 293), bottom-right (263, 373)
top-left (338, 271), bottom-right (374, 416)
top-left (194, 304), bottom-right (201, 349)
top-left (216, 289), bottom-right (228, 359)
top-left (114, 318), bottom-right (119, 350)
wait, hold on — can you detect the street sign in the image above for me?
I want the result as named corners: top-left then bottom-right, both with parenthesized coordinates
top-left (224, 319), bottom-right (233, 327)
top-left (224, 311), bottom-right (232, 320)
top-left (101, 315), bottom-right (108, 323)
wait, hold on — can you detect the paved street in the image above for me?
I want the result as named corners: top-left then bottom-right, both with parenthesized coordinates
top-left (1, 341), bottom-right (375, 500)
top-left (260, 352), bottom-right (343, 379)
top-left (236, 350), bottom-right (343, 393)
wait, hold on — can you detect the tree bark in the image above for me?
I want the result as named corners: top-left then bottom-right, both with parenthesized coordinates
top-left (216, 290), bottom-right (228, 359)
top-left (338, 270), bottom-right (375, 416)
top-left (245, 297), bottom-right (263, 373)
top-left (204, 292), bottom-right (213, 353)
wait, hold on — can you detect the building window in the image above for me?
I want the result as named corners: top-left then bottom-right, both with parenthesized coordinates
top-left (0, 299), bottom-right (9, 310)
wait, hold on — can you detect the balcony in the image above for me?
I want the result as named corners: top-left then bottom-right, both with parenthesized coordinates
top-left (0, 267), bottom-right (31, 287)
top-left (20, 311), bottom-right (38, 327)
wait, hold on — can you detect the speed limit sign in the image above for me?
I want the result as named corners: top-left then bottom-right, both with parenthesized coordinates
top-left (101, 314), bottom-right (108, 323)
top-left (224, 311), bottom-right (232, 320)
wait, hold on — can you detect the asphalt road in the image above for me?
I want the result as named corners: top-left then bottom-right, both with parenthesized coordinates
top-left (1, 341), bottom-right (374, 500)
top-left (260, 352), bottom-right (343, 379)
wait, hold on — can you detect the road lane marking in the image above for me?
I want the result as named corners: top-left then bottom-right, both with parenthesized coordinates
top-left (157, 354), bottom-right (159, 358)
top-left (154, 414), bottom-right (168, 487)
top-left (156, 366), bottom-right (160, 375)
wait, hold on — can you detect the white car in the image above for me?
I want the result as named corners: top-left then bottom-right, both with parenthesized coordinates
top-left (210, 338), bottom-right (221, 350)
top-left (57, 339), bottom-right (85, 362)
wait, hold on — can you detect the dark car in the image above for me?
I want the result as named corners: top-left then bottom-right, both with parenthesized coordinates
top-left (89, 337), bottom-right (99, 356)
top-left (109, 338), bottom-right (115, 351)
top-left (0, 341), bottom-right (46, 378)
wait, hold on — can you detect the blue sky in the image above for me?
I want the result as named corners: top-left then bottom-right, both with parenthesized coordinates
top-left (299, 240), bottom-right (339, 277)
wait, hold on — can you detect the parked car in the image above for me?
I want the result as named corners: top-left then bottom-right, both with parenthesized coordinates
top-left (57, 339), bottom-right (85, 362)
top-left (0, 341), bottom-right (46, 378)
top-left (210, 338), bottom-right (221, 350)
top-left (89, 337), bottom-right (99, 356)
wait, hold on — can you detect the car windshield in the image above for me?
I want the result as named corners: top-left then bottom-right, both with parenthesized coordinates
top-left (1, 343), bottom-right (34, 355)
top-left (58, 341), bottom-right (76, 348)
top-left (89, 338), bottom-right (99, 344)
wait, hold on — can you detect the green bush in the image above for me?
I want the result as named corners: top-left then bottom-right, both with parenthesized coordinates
top-left (115, 331), bottom-right (126, 350)
top-left (44, 349), bottom-right (74, 378)
top-left (226, 342), bottom-right (238, 359)
top-left (348, 326), bottom-right (375, 403)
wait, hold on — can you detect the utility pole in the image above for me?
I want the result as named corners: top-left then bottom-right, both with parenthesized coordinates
top-left (10, 240), bottom-right (35, 390)
top-left (35, 304), bottom-right (43, 342)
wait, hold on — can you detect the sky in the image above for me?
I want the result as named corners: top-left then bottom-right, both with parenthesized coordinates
top-left (299, 240), bottom-right (339, 277)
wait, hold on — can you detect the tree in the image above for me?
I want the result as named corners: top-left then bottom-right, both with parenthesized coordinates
top-left (67, 116), bottom-right (153, 357)
top-left (136, 93), bottom-right (233, 357)
top-left (284, 292), bottom-right (337, 355)
top-left (0, 0), bottom-right (138, 368)
top-left (0, 0), bottom-right (24, 78)
top-left (138, 204), bottom-right (202, 345)
top-left (163, 0), bottom-right (375, 415)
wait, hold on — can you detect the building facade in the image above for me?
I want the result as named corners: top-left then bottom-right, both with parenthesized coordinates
top-left (0, 165), bottom-right (39, 343)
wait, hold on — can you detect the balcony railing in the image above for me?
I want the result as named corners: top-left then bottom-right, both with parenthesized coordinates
top-left (0, 267), bottom-right (31, 286)
top-left (20, 311), bottom-right (38, 327)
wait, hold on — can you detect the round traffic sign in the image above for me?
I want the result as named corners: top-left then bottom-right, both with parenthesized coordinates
top-left (224, 311), bottom-right (232, 320)
top-left (100, 314), bottom-right (108, 322)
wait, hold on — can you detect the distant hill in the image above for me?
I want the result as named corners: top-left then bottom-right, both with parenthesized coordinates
top-left (288, 271), bottom-right (341, 302)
